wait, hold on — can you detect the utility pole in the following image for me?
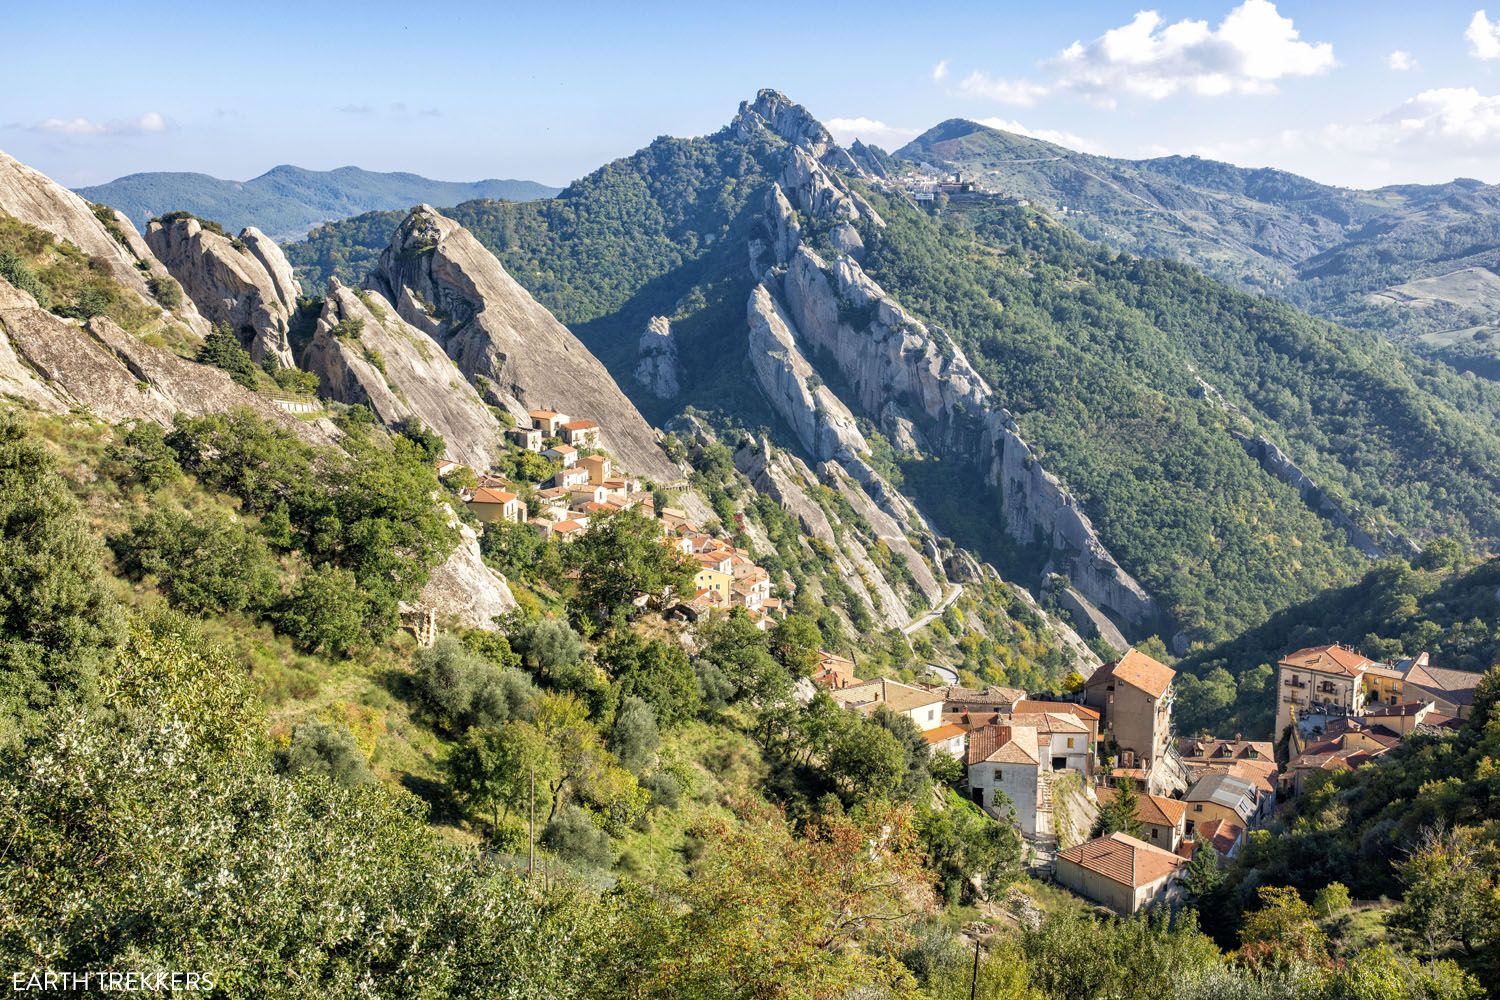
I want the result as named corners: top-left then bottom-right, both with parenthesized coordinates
top-left (969, 939), bottom-right (981, 1000)
top-left (528, 766), bottom-right (536, 879)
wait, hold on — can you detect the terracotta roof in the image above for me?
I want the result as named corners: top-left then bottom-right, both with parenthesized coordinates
top-left (1013, 700), bottom-right (1101, 722)
top-left (545, 444), bottom-right (577, 454)
top-left (561, 419), bottom-right (598, 431)
top-left (1057, 833), bottom-right (1186, 888)
top-left (553, 519), bottom-right (584, 534)
top-left (966, 724), bottom-right (1040, 766)
top-left (1176, 738), bottom-right (1275, 763)
top-left (920, 723), bottom-right (968, 746)
top-left (1097, 786), bottom-right (1187, 828)
top-left (1278, 644), bottom-right (1376, 678)
top-left (528, 409), bottom-right (562, 419)
top-left (1194, 818), bottom-right (1245, 856)
top-left (1008, 711), bottom-right (1090, 735)
top-left (1086, 648), bottom-right (1175, 698)
top-left (469, 487), bottom-right (517, 504)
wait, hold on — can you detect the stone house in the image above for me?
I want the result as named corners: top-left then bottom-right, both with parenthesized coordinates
top-left (1083, 648), bottom-right (1176, 783)
top-left (1055, 833), bottom-right (1187, 915)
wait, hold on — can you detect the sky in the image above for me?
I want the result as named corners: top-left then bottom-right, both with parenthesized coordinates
top-left (5, 1), bottom-right (1500, 190)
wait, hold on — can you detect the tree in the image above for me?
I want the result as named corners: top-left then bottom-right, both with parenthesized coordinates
top-left (541, 804), bottom-right (613, 867)
top-left (565, 508), bottom-right (693, 626)
top-left (196, 323), bottom-right (259, 388)
top-left (282, 719), bottom-right (374, 787)
top-left (446, 722), bottom-right (556, 834)
top-left (609, 696), bottom-right (660, 776)
top-left (111, 508), bottom-right (280, 616)
top-left (273, 565), bottom-right (369, 657)
top-left (824, 713), bottom-right (906, 806)
top-left (1095, 779), bottom-right (1146, 839)
top-left (768, 615), bottom-right (823, 677)
top-left (412, 634), bottom-right (537, 732)
top-left (1182, 842), bottom-right (1225, 905)
top-left (1392, 825), bottom-right (1500, 959)
top-left (1238, 886), bottom-right (1328, 969)
top-left (0, 416), bottom-right (121, 731)
top-left (1312, 881), bottom-right (1351, 919)
top-left (918, 795), bottom-right (1023, 903)
top-left (598, 628), bottom-right (700, 727)
top-left (395, 419), bottom-right (446, 465)
top-left (105, 422), bottom-right (181, 491)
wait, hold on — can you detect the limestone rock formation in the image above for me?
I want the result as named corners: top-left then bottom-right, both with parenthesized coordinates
top-left (735, 89), bottom-right (864, 176)
top-left (417, 516), bottom-right (516, 630)
top-left (746, 282), bottom-right (866, 462)
top-left (301, 280), bottom-right (503, 468)
top-left (369, 205), bottom-right (679, 481)
top-left (634, 315), bottom-right (680, 399)
top-left (146, 215), bottom-right (297, 366)
top-left (764, 183), bottom-right (802, 267)
top-left (0, 274), bottom-right (333, 444)
top-left (0, 151), bottom-right (155, 299)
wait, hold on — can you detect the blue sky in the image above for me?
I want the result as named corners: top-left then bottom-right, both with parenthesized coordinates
top-left (5, 1), bottom-right (1500, 190)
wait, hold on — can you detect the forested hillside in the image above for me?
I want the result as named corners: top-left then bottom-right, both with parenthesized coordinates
top-left (287, 104), bottom-right (1500, 665)
top-left (896, 119), bottom-right (1500, 376)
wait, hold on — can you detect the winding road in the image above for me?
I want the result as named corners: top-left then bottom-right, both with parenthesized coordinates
top-left (902, 583), bottom-right (964, 636)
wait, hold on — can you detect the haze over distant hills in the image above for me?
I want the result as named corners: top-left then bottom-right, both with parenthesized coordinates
top-left (76, 164), bottom-right (560, 242)
top-left (897, 119), bottom-right (1500, 377)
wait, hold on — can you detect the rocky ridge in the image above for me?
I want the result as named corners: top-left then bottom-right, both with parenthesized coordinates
top-left (738, 109), bottom-right (1157, 634)
top-left (301, 280), bottom-right (503, 469)
top-left (368, 205), bottom-right (680, 482)
top-left (146, 216), bottom-right (298, 366)
top-left (634, 315), bottom-right (680, 399)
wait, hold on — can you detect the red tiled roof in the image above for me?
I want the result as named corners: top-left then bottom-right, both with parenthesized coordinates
top-left (1097, 785), bottom-right (1187, 828)
top-left (1086, 648), bottom-right (1175, 698)
top-left (1279, 644), bottom-right (1376, 678)
top-left (561, 419), bottom-right (598, 431)
top-left (470, 487), bottom-right (516, 504)
top-left (1013, 700), bottom-right (1101, 722)
top-left (1058, 833), bottom-right (1186, 888)
top-left (920, 723), bottom-right (968, 745)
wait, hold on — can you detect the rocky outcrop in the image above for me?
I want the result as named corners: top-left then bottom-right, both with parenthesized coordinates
top-left (634, 315), bottom-right (680, 399)
top-left (764, 183), bottom-right (801, 267)
top-left (1052, 585), bottom-right (1129, 655)
top-left (0, 274), bottom-right (333, 443)
top-left (771, 240), bottom-right (1156, 631)
top-left (746, 282), bottom-right (866, 462)
top-left (735, 89), bottom-right (863, 177)
top-left (145, 215), bottom-right (297, 366)
top-left (417, 516), bottom-right (516, 630)
top-left (0, 151), bottom-right (155, 299)
top-left (301, 281), bottom-right (503, 468)
top-left (369, 205), bottom-right (679, 482)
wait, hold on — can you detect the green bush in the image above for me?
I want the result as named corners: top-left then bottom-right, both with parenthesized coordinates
top-left (541, 804), bottom-right (612, 867)
top-left (273, 565), bottom-right (369, 657)
top-left (147, 273), bottom-right (183, 309)
top-left (110, 508), bottom-right (280, 617)
top-left (281, 719), bottom-right (374, 786)
top-left (196, 324), bottom-right (259, 389)
top-left (412, 634), bottom-right (537, 732)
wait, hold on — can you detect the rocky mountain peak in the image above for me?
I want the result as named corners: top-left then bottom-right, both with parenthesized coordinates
top-left (734, 89), bottom-right (862, 177)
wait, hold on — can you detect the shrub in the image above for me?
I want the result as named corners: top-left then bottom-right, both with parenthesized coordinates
top-left (147, 273), bottom-right (182, 309)
top-left (282, 719), bottom-right (373, 786)
top-left (541, 804), bottom-right (612, 867)
top-left (110, 508), bottom-right (279, 616)
top-left (196, 324), bottom-right (259, 389)
top-left (0, 249), bottom-right (49, 307)
top-left (105, 422), bottom-right (181, 491)
top-left (412, 635), bottom-right (536, 732)
top-left (273, 565), bottom-right (369, 658)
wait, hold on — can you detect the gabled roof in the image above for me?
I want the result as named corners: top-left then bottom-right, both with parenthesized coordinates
top-left (527, 409), bottom-right (563, 419)
top-left (1185, 771), bottom-right (1256, 809)
top-left (1057, 833), bottom-right (1186, 888)
top-left (1008, 711), bottom-right (1090, 735)
top-left (1086, 648), bottom-right (1175, 698)
top-left (966, 724), bottom-right (1040, 766)
top-left (1194, 818), bottom-right (1245, 856)
top-left (1097, 785), bottom-right (1188, 829)
top-left (1013, 700), bottom-right (1100, 722)
top-left (920, 723), bottom-right (968, 746)
top-left (1278, 644), bottom-right (1376, 678)
top-left (1403, 663), bottom-right (1483, 707)
top-left (544, 444), bottom-right (577, 454)
top-left (561, 419), bottom-right (599, 431)
top-left (469, 487), bottom-right (517, 504)
top-left (1176, 737), bottom-right (1275, 762)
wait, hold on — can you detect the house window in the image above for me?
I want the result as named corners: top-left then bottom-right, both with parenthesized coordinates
top-left (1151, 829), bottom-right (1159, 840)
top-left (994, 768), bottom-right (1003, 782)
top-left (1066, 737), bottom-right (1075, 748)
top-left (928, 708), bottom-right (936, 722)
top-left (1194, 804), bottom-right (1203, 812)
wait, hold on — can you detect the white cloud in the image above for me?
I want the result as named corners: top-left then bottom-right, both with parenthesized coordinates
top-left (931, 59), bottom-right (950, 82)
top-left (1375, 87), bottom-right (1500, 146)
top-left (1467, 10), bottom-right (1500, 59)
top-left (1387, 50), bottom-right (1418, 71)
top-left (974, 117), bottom-right (1103, 154)
top-left (825, 117), bottom-right (923, 150)
top-left (31, 111), bottom-right (166, 136)
top-left (958, 1), bottom-right (1334, 108)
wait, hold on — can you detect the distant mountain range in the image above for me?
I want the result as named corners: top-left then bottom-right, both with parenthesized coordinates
top-left (897, 119), bottom-right (1500, 377)
top-left (76, 165), bottom-right (560, 242)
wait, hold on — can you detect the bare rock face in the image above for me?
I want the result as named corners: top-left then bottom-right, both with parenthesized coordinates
top-left (772, 234), bottom-right (1157, 631)
top-left (634, 315), bottom-right (680, 399)
top-left (0, 151), bottom-right (155, 299)
top-left (369, 205), bottom-right (679, 482)
top-left (0, 274), bottom-right (334, 444)
top-left (736, 89), bottom-right (863, 177)
top-left (418, 516), bottom-right (516, 630)
top-left (145, 215), bottom-right (297, 367)
top-left (301, 281), bottom-right (502, 469)
top-left (746, 283), bottom-right (866, 462)
top-left (764, 183), bottom-right (802, 267)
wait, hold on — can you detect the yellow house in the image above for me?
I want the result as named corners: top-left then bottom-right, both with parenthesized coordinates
top-left (694, 567), bottom-right (732, 598)
top-left (467, 486), bottom-right (525, 524)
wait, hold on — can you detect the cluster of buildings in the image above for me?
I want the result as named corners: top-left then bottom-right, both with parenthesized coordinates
top-left (819, 637), bottom-right (1485, 917)
top-left (452, 408), bottom-right (783, 627)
